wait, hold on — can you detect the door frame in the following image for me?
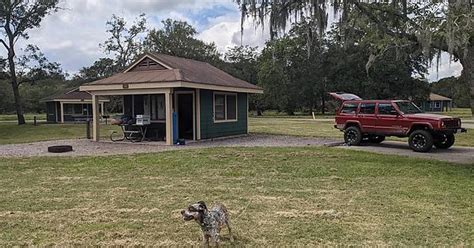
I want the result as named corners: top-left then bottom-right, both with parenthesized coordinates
top-left (174, 91), bottom-right (196, 140)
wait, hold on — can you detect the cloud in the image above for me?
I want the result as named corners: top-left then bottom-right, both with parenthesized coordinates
top-left (426, 52), bottom-right (463, 82)
top-left (198, 13), bottom-right (270, 54)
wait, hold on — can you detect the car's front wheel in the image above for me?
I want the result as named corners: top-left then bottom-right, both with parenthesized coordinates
top-left (434, 133), bottom-right (455, 149)
top-left (409, 130), bottom-right (433, 152)
top-left (344, 126), bottom-right (362, 146)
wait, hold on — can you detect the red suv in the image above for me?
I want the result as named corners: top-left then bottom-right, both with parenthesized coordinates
top-left (330, 93), bottom-right (467, 152)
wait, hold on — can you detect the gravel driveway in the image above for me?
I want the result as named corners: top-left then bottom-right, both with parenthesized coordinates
top-left (0, 134), bottom-right (340, 158)
top-left (340, 141), bottom-right (474, 164)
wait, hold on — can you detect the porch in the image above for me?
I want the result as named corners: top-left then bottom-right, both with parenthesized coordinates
top-left (90, 88), bottom-right (200, 145)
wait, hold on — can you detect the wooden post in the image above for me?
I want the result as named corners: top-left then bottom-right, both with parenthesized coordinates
top-left (86, 120), bottom-right (91, 139)
top-left (92, 94), bottom-right (100, 141)
top-left (60, 102), bottom-right (64, 123)
top-left (100, 102), bottom-right (104, 117)
top-left (165, 90), bottom-right (174, 145)
top-left (196, 89), bottom-right (201, 140)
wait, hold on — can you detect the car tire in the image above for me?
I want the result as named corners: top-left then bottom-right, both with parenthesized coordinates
top-left (344, 126), bottom-right (362, 146)
top-left (434, 133), bottom-right (455, 149)
top-left (369, 135), bottom-right (385, 144)
top-left (408, 130), bottom-right (433, 152)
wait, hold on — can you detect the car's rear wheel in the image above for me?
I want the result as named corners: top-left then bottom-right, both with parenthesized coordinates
top-left (369, 135), bottom-right (385, 144)
top-left (409, 130), bottom-right (433, 152)
top-left (344, 126), bottom-right (362, 146)
top-left (434, 133), bottom-right (455, 149)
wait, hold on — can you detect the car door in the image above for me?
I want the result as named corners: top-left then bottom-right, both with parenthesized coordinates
top-left (376, 103), bottom-right (402, 135)
top-left (358, 103), bottom-right (376, 132)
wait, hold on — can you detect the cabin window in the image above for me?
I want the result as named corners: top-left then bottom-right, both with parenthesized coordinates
top-left (214, 93), bottom-right (238, 122)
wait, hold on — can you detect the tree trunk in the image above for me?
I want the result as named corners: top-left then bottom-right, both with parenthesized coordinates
top-left (460, 45), bottom-right (474, 116)
top-left (321, 94), bottom-right (326, 115)
top-left (8, 52), bottom-right (25, 125)
top-left (469, 51), bottom-right (474, 116)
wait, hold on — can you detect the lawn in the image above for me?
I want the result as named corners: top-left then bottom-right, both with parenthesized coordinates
top-left (0, 123), bottom-right (120, 145)
top-left (0, 147), bottom-right (472, 246)
top-left (0, 113), bottom-right (45, 122)
top-left (249, 118), bottom-right (340, 138)
top-left (433, 108), bottom-right (473, 119)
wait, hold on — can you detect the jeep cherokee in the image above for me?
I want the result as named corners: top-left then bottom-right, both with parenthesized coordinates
top-left (330, 92), bottom-right (467, 152)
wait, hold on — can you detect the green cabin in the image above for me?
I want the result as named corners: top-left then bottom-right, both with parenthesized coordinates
top-left (80, 53), bottom-right (263, 145)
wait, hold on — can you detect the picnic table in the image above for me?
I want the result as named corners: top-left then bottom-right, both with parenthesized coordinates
top-left (110, 124), bottom-right (149, 142)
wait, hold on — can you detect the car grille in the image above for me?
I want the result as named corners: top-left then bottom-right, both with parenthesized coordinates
top-left (443, 119), bottom-right (460, 129)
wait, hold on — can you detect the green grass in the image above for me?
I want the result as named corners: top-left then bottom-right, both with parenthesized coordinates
top-left (252, 110), bottom-right (335, 119)
top-left (0, 147), bottom-right (471, 246)
top-left (249, 118), bottom-right (340, 138)
top-left (0, 113), bottom-right (45, 122)
top-left (0, 123), bottom-right (120, 145)
top-left (433, 108), bottom-right (473, 119)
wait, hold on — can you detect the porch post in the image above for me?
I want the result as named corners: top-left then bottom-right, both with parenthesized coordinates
top-left (60, 102), bottom-right (64, 123)
top-left (100, 102), bottom-right (105, 116)
top-left (196, 89), bottom-right (201, 140)
top-left (92, 94), bottom-right (100, 141)
top-left (165, 90), bottom-right (174, 145)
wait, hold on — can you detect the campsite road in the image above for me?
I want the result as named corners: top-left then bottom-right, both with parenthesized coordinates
top-left (339, 141), bottom-right (474, 164)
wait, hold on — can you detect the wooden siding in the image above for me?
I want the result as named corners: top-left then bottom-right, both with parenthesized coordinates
top-left (199, 90), bottom-right (248, 139)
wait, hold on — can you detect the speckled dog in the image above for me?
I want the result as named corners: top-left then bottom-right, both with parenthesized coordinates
top-left (181, 201), bottom-right (233, 247)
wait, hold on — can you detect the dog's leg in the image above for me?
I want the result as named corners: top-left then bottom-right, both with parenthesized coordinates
top-left (226, 220), bottom-right (234, 242)
top-left (202, 234), bottom-right (210, 248)
top-left (215, 233), bottom-right (220, 248)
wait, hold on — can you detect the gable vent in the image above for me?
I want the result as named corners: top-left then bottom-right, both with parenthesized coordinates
top-left (130, 57), bottom-right (166, 71)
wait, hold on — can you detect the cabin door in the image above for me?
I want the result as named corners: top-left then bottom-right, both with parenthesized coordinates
top-left (176, 92), bottom-right (195, 140)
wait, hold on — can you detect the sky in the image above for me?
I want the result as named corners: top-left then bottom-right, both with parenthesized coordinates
top-left (2, 0), bottom-right (462, 81)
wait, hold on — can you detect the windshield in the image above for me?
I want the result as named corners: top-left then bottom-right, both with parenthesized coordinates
top-left (396, 102), bottom-right (423, 114)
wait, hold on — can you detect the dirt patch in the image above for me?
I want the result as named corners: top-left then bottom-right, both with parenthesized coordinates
top-left (0, 134), bottom-right (340, 158)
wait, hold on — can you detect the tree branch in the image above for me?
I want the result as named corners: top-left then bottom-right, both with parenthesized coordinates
top-left (353, 1), bottom-right (453, 57)
top-left (0, 39), bottom-right (9, 50)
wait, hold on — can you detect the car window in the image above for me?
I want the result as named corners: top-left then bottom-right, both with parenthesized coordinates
top-left (396, 102), bottom-right (423, 114)
top-left (341, 103), bottom-right (358, 114)
top-left (359, 103), bottom-right (375, 114)
top-left (378, 103), bottom-right (397, 115)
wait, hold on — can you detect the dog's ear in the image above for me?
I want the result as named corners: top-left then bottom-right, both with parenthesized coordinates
top-left (197, 201), bottom-right (207, 210)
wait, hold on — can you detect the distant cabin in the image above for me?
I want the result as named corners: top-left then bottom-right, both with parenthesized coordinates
top-left (42, 88), bottom-right (109, 123)
top-left (422, 93), bottom-right (453, 112)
